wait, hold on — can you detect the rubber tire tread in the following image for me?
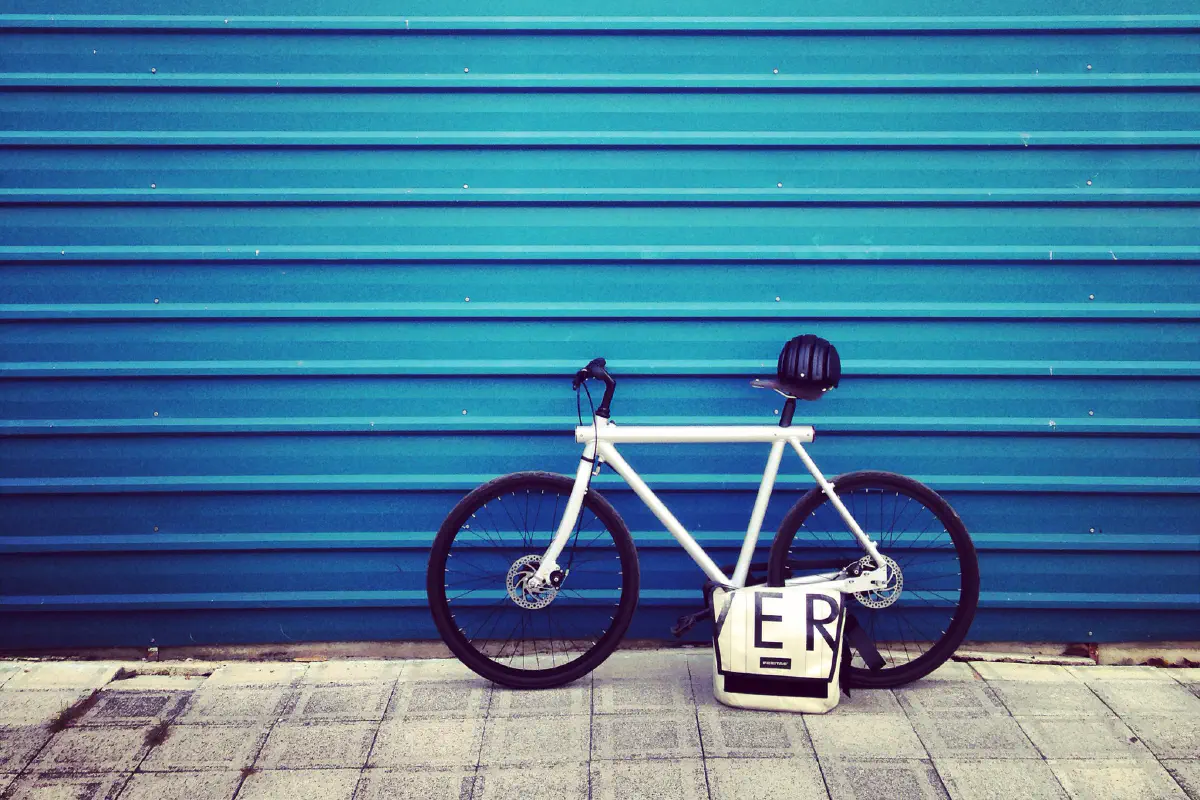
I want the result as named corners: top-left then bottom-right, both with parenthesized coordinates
top-left (766, 470), bottom-right (979, 689)
top-left (427, 471), bottom-right (640, 689)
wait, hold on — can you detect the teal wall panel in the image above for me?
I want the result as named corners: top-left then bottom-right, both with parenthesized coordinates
top-left (1, 0), bottom-right (1197, 650)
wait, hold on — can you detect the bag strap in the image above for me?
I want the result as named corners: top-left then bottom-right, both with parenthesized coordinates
top-left (845, 612), bottom-right (886, 671)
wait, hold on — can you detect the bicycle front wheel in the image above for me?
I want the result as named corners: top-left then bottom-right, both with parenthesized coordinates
top-left (767, 470), bottom-right (979, 688)
top-left (427, 471), bottom-right (640, 689)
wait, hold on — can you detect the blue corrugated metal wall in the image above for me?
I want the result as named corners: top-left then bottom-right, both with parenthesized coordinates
top-left (1, 1), bottom-right (1198, 650)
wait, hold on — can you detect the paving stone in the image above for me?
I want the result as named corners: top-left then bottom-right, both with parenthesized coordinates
top-left (1048, 759), bottom-right (1189, 800)
top-left (202, 664), bottom-right (307, 686)
top-left (1162, 760), bottom-right (1200, 800)
top-left (117, 770), bottom-right (241, 800)
top-left (356, 767), bottom-right (475, 800)
top-left (688, 663), bottom-right (720, 707)
top-left (236, 768), bottom-right (359, 800)
top-left (300, 660), bottom-right (403, 684)
top-left (894, 682), bottom-right (1007, 717)
top-left (31, 725), bottom-right (148, 773)
top-left (593, 651), bottom-right (692, 681)
top-left (589, 758), bottom-right (709, 800)
top-left (706, 756), bottom-right (829, 800)
top-left (0, 771), bottom-right (128, 799)
top-left (594, 676), bottom-right (693, 715)
top-left (908, 715), bottom-right (1040, 759)
top-left (177, 686), bottom-right (290, 724)
top-left (1122, 714), bottom-right (1200, 759)
top-left (0, 689), bottom-right (90, 725)
top-left (480, 712), bottom-right (590, 766)
top-left (489, 682), bottom-right (590, 716)
top-left (820, 758), bottom-right (949, 800)
top-left (806, 713), bottom-right (927, 760)
top-left (696, 706), bottom-right (814, 758)
top-left (0, 725), bottom-right (52, 771)
top-left (255, 720), bottom-right (376, 769)
top-left (988, 680), bottom-right (1115, 717)
top-left (917, 660), bottom-right (982, 682)
top-left (0, 665), bottom-right (21, 688)
top-left (139, 722), bottom-right (268, 771)
top-left (1090, 680), bottom-right (1200, 716)
top-left (934, 758), bottom-right (1068, 800)
top-left (1067, 665), bottom-right (1175, 682)
top-left (2, 663), bottom-right (121, 690)
top-left (592, 711), bottom-right (703, 761)
top-left (831, 688), bottom-right (904, 714)
top-left (103, 674), bottom-right (205, 691)
top-left (370, 717), bottom-right (485, 768)
top-left (287, 682), bottom-right (393, 721)
top-left (474, 763), bottom-right (588, 799)
top-left (397, 659), bottom-right (478, 682)
top-left (0, 774), bottom-right (15, 794)
top-left (78, 690), bottom-right (189, 726)
top-left (1015, 716), bottom-right (1154, 759)
top-left (972, 663), bottom-right (1081, 682)
top-left (388, 678), bottom-right (490, 718)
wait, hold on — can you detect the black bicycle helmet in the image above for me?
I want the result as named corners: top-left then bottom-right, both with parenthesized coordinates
top-left (753, 334), bottom-right (841, 400)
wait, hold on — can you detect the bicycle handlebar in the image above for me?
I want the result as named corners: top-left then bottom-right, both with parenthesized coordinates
top-left (572, 357), bottom-right (617, 418)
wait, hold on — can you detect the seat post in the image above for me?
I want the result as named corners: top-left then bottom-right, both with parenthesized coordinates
top-left (779, 397), bottom-right (797, 427)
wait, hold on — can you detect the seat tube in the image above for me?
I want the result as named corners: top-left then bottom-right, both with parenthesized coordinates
top-left (533, 439), bottom-right (596, 582)
top-left (731, 439), bottom-right (786, 587)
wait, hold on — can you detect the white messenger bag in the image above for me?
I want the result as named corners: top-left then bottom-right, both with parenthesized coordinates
top-left (708, 581), bottom-right (848, 713)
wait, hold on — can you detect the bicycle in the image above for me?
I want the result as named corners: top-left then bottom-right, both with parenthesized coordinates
top-left (427, 339), bottom-right (980, 690)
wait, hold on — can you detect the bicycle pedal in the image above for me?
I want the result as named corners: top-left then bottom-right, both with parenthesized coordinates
top-left (671, 608), bottom-right (712, 638)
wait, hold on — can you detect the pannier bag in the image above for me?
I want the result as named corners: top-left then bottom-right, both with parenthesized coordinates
top-left (707, 581), bottom-right (847, 713)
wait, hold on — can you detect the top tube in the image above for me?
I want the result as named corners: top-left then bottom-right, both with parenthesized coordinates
top-left (575, 419), bottom-right (815, 445)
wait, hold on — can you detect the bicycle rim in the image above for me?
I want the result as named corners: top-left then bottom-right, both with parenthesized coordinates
top-left (769, 471), bottom-right (979, 687)
top-left (428, 472), bottom-right (639, 688)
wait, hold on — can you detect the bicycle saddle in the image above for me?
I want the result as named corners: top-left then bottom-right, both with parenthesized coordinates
top-left (751, 334), bottom-right (841, 401)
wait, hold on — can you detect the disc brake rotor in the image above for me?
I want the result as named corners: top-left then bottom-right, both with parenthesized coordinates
top-left (853, 554), bottom-right (903, 609)
top-left (506, 554), bottom-right (559, 610)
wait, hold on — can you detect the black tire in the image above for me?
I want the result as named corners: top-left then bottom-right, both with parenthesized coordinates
top-left (767, 470), bottom-right (979, 688)
top-left (427, 471), bottom-right (640, 689)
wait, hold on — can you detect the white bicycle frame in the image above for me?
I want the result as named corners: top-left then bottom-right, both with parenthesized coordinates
top-left (531, 415), bottom-right (889, 594)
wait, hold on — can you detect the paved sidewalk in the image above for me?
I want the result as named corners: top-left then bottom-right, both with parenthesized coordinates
top-left (0, 652), bottom-right (1197, 800)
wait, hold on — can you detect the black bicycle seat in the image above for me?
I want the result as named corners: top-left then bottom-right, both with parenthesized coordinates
top-left (750, 377), bottom-right (828, 401)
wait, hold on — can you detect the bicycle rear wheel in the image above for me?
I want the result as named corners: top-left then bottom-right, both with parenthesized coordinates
top-left (427, 471), bottom-right (640, 689)
top-left (767, 470), bottom-right (979, 688)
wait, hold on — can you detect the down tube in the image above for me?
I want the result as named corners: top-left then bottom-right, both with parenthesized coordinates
top-left (595, 442), bottom-right (730, 585)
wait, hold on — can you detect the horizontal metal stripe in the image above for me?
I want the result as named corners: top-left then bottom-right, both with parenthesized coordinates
top-left (1, 589), bottom-right (1192, 613)
top-left (1, 417), bottom-right (1195, 437)
top-left (4, 204), bottom-right (1196, 259)
top-left (977, 592), bottom-right (1197, 610)
top-left (2, 301), bottom-right (1197, 321)
top-left (5, 132), bottom-right (1199, 147)
top-left (1, 530), bottom-right (1193, 553)
top-left (1, 474), bottom-right (1196, 494)
top-left (4, 74), bottom-right (1200, 90)
top-left (4, 261), bottom-right (1193, 310)
top-left (5, 148), bottom-right (1195, 194)
top-left (3, 14), bottom-right (1199, 32)
top-left (5, 189), bottom-right (1200, 205)
top-left (4, 360), bottom-right (1197, 378)
top-left (4, 359), bottom-right (1195, 379)
top-left (4, 31), bottom-right (1195, 84)
top-left (4, 246), bottom-right (1199, 262)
